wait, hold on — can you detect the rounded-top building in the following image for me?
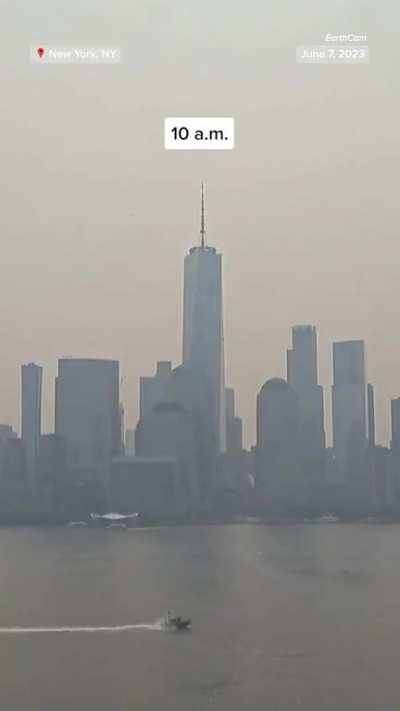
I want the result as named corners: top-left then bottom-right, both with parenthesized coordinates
top-left (255, 378), bottom-right (300, 499)
top-left (257, 378), bottom-right (299, 450)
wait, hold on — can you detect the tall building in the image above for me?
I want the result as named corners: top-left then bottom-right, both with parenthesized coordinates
top-left (135, 402), bottom-right (199, 511)
top-left (287, 325), bottom-right (318, 389)
top-left (182, 184), bottom-right (226, 453)
top-left (55, 358), bottom-right (120, 480)
top-left (255, 378), bottom-right (300, 501)
top-left (139, 361), bottom-right (172, 419)
top-left (332, 340), bottom-right (367, 473)
top-left (21, 363), bottom-right (42, 478)
top-left (136, 364), bottom-right (215, 505)
top-left (287, 325), bottom-right (325, 463)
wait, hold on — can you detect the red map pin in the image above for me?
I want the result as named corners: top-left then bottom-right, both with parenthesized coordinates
top-left (37, 47), bottom-right (45, 59)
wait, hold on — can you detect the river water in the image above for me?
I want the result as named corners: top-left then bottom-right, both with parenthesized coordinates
top-left (0, 524), bottom-right (399, 710)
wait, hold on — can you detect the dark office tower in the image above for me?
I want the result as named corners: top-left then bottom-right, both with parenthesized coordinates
top-left (367, 384), bottom-right (376, 447)
top-left (332, 340), bottom-right (367, 474)
top-left (55, 358), bottom-right (120, 481)
top-left (182, 184), bottom-right (226, 453)
top-left (255, 378), bottom-right (300, 500)
top-left (287, 326), bottom-right (325, 465)
top-left (21, 363), bottom-right (43, 479)
top-left (139, 361), bottom-right (172, 419)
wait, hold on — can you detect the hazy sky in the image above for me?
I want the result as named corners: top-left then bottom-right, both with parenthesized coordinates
top-left (0, 0), bottom-right (399, 446)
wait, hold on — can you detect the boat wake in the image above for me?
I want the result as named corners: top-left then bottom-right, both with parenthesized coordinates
top-left (0, 618), bottom-right (166, 635)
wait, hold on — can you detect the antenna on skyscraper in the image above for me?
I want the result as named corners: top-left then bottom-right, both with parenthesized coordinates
top-left (200, 181), bottom-right (206, 249)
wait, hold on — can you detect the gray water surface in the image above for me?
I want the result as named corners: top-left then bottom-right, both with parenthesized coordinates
top-left (0, 524), bottom-right (399, 710)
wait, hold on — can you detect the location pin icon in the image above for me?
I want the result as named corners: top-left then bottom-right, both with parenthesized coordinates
top-left (37, 47), bottom-right (45, 59)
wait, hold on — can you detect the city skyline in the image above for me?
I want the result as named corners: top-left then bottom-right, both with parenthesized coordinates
top-left (13, 333), bottom-right (387, 451)
top-left (5, 325), bottom-right (400, 457)
top-left (1, 185), bottom-right (400, 450)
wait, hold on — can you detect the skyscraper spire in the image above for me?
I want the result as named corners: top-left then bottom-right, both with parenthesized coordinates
top-left (200, 181), bottom-right (206, 249)
top-left (183, 185), bottom-right (227, 457)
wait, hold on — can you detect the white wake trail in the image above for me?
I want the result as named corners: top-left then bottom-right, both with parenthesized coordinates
top-left (0, 620), bottom-right (165, 635)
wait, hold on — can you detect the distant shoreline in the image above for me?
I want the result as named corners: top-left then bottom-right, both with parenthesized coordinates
top-left (0, 516), bottom-right (399, 528)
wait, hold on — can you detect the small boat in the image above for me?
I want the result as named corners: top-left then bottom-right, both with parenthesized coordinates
top-left (314, 514), bottom-right (340, 523)
top-left (90, 512), bottom-right (139, 522)
top-left (171, 617), bottom-right (191, 631)
top-left (67, 521), bottom-right (88, 527)
top-left (164, 612), bottom-right (192, 631)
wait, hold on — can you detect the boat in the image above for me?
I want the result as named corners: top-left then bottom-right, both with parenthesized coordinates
top-left (90, 512), bottom-right (139, 522)
top-left (314, 514), bottom-right (340, 523)
top-left (89, 512), bottom-right (139, 528)
top-left (67, 521), bottom-right (88, 527)
top-left (163, 612), bottom-right (192, 631)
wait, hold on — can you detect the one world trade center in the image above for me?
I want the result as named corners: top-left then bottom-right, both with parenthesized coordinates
top-left (182, 184), bottom-right (227, 454)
